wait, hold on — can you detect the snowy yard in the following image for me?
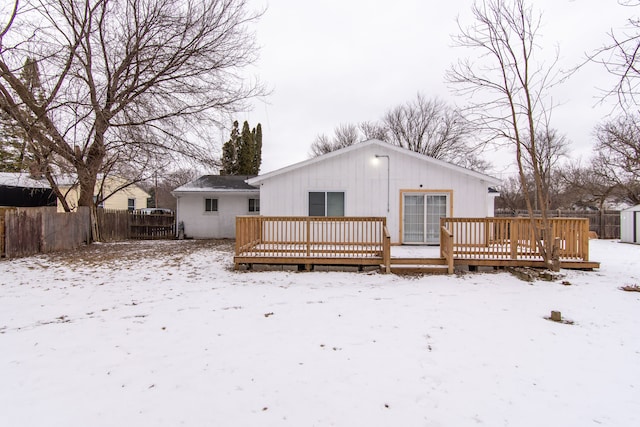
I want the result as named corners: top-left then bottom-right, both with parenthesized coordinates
top-left (1, 239), bottom-right (639, 427)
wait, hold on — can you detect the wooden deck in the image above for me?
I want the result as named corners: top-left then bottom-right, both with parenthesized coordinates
top-left (234, 216), bottom-right (600, 273)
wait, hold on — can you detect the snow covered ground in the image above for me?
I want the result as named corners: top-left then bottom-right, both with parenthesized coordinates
top-left (1, 239), bottom-right (639, 427)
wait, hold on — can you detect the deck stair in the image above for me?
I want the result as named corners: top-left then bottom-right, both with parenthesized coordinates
top-left (389, 257), bottom-right (450, 275)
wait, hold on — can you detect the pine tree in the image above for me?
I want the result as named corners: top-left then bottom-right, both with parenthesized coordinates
top-left (252, 123), bottom-right (262, 174)
top-left (220, 119), bottom-right (262, 175)
top-left (0, 112), bottom-right (25, 172)
top-left (220, 121), bottom-right (240, 175)
top-left (0, 58), bottom-right (45, 173)
top-left (237, 121), bottom-right (254, 174)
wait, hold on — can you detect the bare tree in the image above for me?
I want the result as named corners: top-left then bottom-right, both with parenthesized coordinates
top-left (592, 113), bottom-right (640, 204)
top-left (309, 94), bottom-right (487, 171)
top-left (560, 161), bottom-right (622, 210)
top-left (495, 175), bottom-right (527, 211)
top-left (359, 120), bottom-right (388, 141)
top-left (383, 94), bottom-right (476, 163)
top-left (447, 0), bottom-right (562, 270)
top-left (0, 0), bottom-right (263, 239)
top-left (589, 0), bottom-right (640, 109)
top-left (522, 128), bottom-right (569, 209)
top-left (310, 123), bottom-right (362, 156)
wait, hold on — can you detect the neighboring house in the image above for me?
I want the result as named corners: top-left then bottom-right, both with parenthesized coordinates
top-left (57, 175), bottom-right (150, 212)
top-left (248, 139), bottom-right (501, 245)
top-left (0, 172), bottom-right (57, 207)
top-left (172, 175), bottom-right (259, 239)
top-left (620, 204), bottom-right (640, 244)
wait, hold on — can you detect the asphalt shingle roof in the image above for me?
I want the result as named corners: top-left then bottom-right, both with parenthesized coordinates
top-left (174, 175), bottom-right (258, 192)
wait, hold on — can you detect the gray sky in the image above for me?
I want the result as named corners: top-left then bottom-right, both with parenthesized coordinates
top-left (235, 0), bottom-right (631, 178)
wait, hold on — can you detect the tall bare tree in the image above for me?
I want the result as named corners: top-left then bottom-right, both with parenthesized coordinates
top-left (447, 0), bottom-right (562, 270)
top-left (590, 0), bottom-right (640, 109)
top-left (309, 95), bottom-right (487, 171)
top-left (561, 162), bottom-right (622, 210)
top-left (382, 94), bottom-right (476, 164)
top-left (0, 0), bottom-right (263, 239)
top-left (310, 123), bottom-right (361, 157)
top-left (592, 113), bottom-right (640, 204)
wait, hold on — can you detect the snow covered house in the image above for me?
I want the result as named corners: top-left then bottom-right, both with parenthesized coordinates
top-left (172, 175), bottom-right (259, 239)
top-left (620, 204), bottom-right (640, 244)
top-left (247, 139), bottom-right (500, 245)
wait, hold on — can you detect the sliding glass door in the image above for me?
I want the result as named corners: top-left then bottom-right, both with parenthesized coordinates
top-left (403, 193), bottom-right (448, 244)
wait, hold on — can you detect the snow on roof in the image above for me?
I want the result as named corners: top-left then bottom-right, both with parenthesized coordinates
top-left (172, 175), bottom-right (259, 193)
top-left (0, 172), bottom-right (51, 189)
top-left (622, 204), bottom-right (640, 212)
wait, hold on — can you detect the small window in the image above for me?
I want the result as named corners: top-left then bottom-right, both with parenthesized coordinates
top-left (205, 198), bottom-right (218, 212)
top-left (127, 198), bottom-right (135, 211)
top-left (308, 191), bottom-right (344, 216)
top-left (249, 198), bottom-right (260, 212)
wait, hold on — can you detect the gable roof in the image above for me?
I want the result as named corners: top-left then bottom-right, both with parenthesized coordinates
top-left (173, 175), bottom-right (259, 193)
top-left (248, 139), bottom-right (501, 186)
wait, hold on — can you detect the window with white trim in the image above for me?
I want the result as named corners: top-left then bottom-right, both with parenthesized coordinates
top-left (205, 198), bottom-right (218, 212)
top-left (127, 198), bottom-right (135, 211)
top-left (249, 198), bottom-right (260, 212)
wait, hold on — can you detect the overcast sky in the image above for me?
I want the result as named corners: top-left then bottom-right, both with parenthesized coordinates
top-left (234, 0), bottom-right (632, 178)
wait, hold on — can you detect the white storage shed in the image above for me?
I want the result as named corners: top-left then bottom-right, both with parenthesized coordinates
top-left (620, 204), bottom-right (640, 244)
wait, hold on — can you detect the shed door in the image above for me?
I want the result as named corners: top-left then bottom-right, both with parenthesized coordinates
top-left (403, 194), bottom-right (448, 244)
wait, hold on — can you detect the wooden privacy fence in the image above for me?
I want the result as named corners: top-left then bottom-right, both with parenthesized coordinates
top-left (130, 211), bottom-right (175, 239)
top-left (1, 208), bottom-right (176, 258)
top-left (235, 216), bottom-right (387, 269)
top-left (0, 207), bottom-right (91, 258)
top-left (97, 209), bottom-right (176, 241)
top-left (440, 217), bottom-right (590, 262)
top-left (97, 209), bottom-right (130, 241)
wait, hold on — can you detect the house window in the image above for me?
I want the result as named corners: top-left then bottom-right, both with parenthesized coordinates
top-left (308, 191), bottom-right (344, 216)
top-left (205, 198), bottom-right (218, 212)
top-left (127, 198), bottom-right (135, 211)
top-left (249, 198), bottom-right (260, 212)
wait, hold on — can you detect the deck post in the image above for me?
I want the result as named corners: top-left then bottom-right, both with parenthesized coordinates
top-left (582, 218), bottom-right (590, 262)
top-left (382, 225), bottom-right (391, 274)
top-left (510, 219), bottom-right (518, 260)
top-left (440, 226), bottom-right (454, 274)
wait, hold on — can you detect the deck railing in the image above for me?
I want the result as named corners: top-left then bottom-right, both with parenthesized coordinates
top-left (440, 217), bottom-right (590, 261)
top-left (235, 216), bottom-right (387, 259)
top-left (440, 225), bottom-right (454, 274)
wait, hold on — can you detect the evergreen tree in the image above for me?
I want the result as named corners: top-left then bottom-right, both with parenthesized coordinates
top-left (0, 58), bottom-right (45, 172)
top-left (220, 119), bottom-right (262, 175)
top-left (237, 121), bottom-right (254, 174)
top-left (0, 112), bottom-right (25, 172)
top-left (252, 123), bottom-right (262, 174)
top-left (220, 120), bottom-right (240, 175)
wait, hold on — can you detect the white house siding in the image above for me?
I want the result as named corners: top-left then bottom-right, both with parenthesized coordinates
top-left (256, 141), bottom-right (499, 244)
top-left (176, 192), bottom-right (258, 239)
top-left (620, 205), bottom-right (640, 244)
